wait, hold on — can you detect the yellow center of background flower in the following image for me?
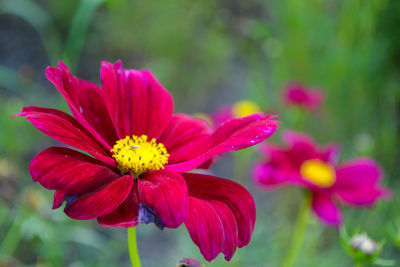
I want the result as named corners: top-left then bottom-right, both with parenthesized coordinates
top-left (111, 135), bottom-right (169, 176)
top-left (232, 100), bottom-right (261, 118)
top-left (193, 113), bottom-right (213, 127)
top-left (300, 159), bottom-right (336, 188)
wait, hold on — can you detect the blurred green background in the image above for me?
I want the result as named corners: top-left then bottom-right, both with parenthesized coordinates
top-left (0, 0), bottom-right (400, 266)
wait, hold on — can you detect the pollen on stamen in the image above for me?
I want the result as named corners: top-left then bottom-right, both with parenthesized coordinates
top-left (111, 135), bottom-right (169, 176)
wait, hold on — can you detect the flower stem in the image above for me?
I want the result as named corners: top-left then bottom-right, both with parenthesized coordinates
top-left (282, 191), bottom-right (312, 267)
top-left (128, 227), bottom-right (141, 267)
top-left (354, 262), bottom-right (362, 267)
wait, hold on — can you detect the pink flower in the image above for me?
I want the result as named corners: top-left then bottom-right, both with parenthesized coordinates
top-left (283, 83), bottom-right (323, 110)
top-left (211, 100), bottom-right (262, 127)
top-left (15, 61), bottom-right (279, 261)
top-left (253, 131), bottom-right (389, 226)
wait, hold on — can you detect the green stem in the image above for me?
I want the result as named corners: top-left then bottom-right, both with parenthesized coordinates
top-left (128, 227), bottom-right (141, 267)
top-left (354, 262), bottom-right (362, 267)
top-left (282, 192), bottom-right (312, 267)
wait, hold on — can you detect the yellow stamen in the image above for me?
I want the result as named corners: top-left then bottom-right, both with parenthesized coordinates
top-left (232, 100), bottom-right (261, 118)
top-left (111, 135), bottom-right (169, 176)
top-left (300, 159), bottom-right (336, 188)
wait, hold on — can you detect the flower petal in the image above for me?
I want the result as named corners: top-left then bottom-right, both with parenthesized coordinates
top-left (283, 131), bottom-right (319, 162)
top-left (46, 63), bottom-right (115, 149)
top-left (97, 184), bottom-right (140, 227)
top-left (252, 162), bottom-right (291, 189)
top-left (101, 61), bottom-right (173, 139)
top-left (64, 175), bottom-right (133, 220)
top-left (30, 147), bottom-right (119, 195)
top-left (211, 105), bottom-right (234, 127)
top-left (333, 158), bottom-right (390, 205)
top-left (311, 193), bottom-right (342, 226)
top-left (184, 197), bottom-right (224, 261)
top-left (208, 200), bottom-right (238, 260)
top-left (159, 114), bottom-right (212, 164)
top-left (15, 107), bottom-right (114, 165)
top-left (182, 172), bottom-right (256, 248)
top-left (336, 186), bottom-right (389, 206)
top-left (334, 158), bottom-right (382, 188)
top-left (137, 170), bottom-right (189, 228)
top-left (321, 144), bottom-right (340, 165)
top-left (52, 191), bottom-right (66, 209)
top-left (166, 114), bottom-right (279, 172)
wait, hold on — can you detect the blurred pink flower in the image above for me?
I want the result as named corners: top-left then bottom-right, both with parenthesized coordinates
top-left (211, 100), bottom-right (262, 127)
top-left (253, 131), bottom-right (389, 226)
top-left (211, 105), bottom-right (234, 127)
top-left (283, 83), bottom-right (323, 110)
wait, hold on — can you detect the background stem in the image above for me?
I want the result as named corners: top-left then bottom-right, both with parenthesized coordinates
top-left (282, 191), bottom-right (312, 267)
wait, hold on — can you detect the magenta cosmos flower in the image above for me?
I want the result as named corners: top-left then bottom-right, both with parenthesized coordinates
top-left (253, 131), bottom-right (389, 226)
top-left (283, 83), bottom-right (323, 111)
top-left (15, 61), bottom-right (279, 261)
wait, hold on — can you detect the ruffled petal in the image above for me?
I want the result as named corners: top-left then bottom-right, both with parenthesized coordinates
top-left (137, 170), bottom-right (189, 228)
top-left (30, 147), bottom-right (119, 195)
top-left (64, 175), bottom-right (133, 220)
top-left (166, 114), bottom-right (278, 172)
top-left (209, 200), bottom-right (238, 260)
top-left (182, 172), bottom-right (256, 248)
top-left (46, 63), bottom-right (115, 149)
top-left (15, 107), bottom-right (114, 165)
top-left (159, 114), bottom-right (212, 164)
top-left (184, 197), bottom-right (224, 261)
top-left (97, 184), bottom-right (140, 227)
top-left (311, 193), bottom-right (342, 226)
top-left (101, 61), bottom-right (173, 139)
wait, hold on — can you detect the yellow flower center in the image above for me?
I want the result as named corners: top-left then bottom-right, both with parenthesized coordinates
top-left (300, 159), bottom-right (336, 188)
top-left (232, 100), bottom-right (261, 118)
top-left (111, 135), bottom-right (169, 176)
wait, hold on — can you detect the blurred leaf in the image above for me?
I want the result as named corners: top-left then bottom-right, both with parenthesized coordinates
top-left (63, 0), bottom-right (105, 71)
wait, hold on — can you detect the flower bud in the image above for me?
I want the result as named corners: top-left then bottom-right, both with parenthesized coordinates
top-left (341, 228), bottom-right (383, 265)
top-left (350, 234), bottom-right (378, 255)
